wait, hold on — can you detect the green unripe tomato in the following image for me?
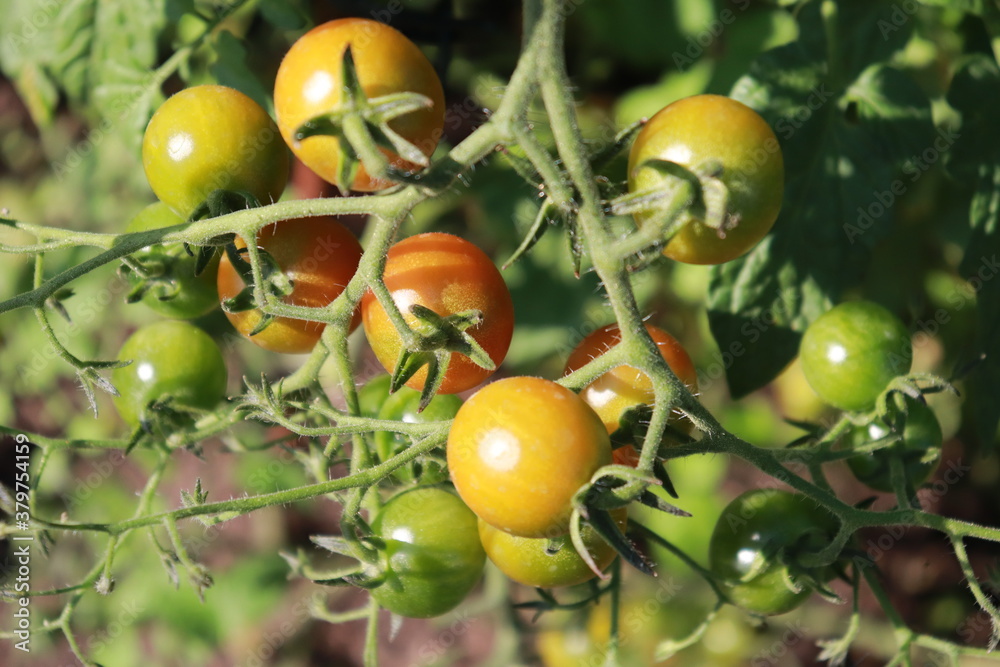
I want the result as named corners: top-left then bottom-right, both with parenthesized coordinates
top-left (356, 374), bottom-right (392, 419)
top-left (709, 489), bottom-right (840, 616)
top-left (142, 85), bottom-right (289, 217)
top-left (111, 321), bottom-right (227, 427)
top-left (370, 486), bottom-right (486, 618)
top-left (125, 202), bottom-right (220, 319)
top-left (375, 386), bottom-right (463, 464)
top-left (846, 396), bottom-right (942, 492)
top-left (799, 301), bottom-right (912, 412)
top-left (627, 94), bottom-right (784, 265)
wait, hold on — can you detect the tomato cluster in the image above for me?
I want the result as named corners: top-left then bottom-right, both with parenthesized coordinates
top-left (121, 10), bottom-right (873, 630)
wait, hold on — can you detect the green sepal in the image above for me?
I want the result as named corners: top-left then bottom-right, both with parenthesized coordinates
top-left (586, 507), bottom-right (655, 575)
top-left (591, 118), bottom-right (646, 173)
top-left (635, 489), bottom-right (690, 518)
top-left (503, 198), bottom-right (559, 269)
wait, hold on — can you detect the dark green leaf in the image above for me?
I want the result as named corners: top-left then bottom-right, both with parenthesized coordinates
top-left (706, 1), bottom-right (934, 398)
top-left (947, 56), bottom-right (1000, 448)
top-left (209, 30), bottom-right (273, 115)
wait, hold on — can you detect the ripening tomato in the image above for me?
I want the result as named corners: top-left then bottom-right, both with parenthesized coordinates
top-left (627, 94), bottom-right (784, 265)
top-left (217, 216), bottom-right (363, 353)
top-left (273, 18), bottom-right (446, 192)
top-left (564, 323), bottom-right (698, 465)
top-left (361, 233), bottom-right (514, 394)
top-left (478, 508), bottom-right (627, 588)
top-left (142, 85), bottom-right (289, 217)
top-left (111, 321), bottom-right (227, 427)
top-left (447, 377), bottom-right (612, 538)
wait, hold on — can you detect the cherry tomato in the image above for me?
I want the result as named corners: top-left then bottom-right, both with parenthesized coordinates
top-left (846, 396), bottom-right (942, 492)
top-left (709, 489), bottom-right (840, 616)
top-left (478, 508), bottom-right (626, 588)
top-left (447, 377), bottom-right (612, 538)
top-left (799, 300), bottom-right (912, 412)
top-left (216, 216), bottom-right (363, 354)
top-left (369, 486), bottom-right (485, 618)
top-left (361, 233), bottom-right (514, 394)
top-left (142, 85), bottom-right (289, 217)
top-left (111, 321), bottom-right (227, 427)
top-left (124, 202), bottom-right (219, 319)
top-left (563, 323), bottom-right (698, 465)
top-left (273, 18), bottom-right (445, 192)
top-left (627, 94), bottom-right (784, 265)
top-left (356, 374), bottom-right (393, 418)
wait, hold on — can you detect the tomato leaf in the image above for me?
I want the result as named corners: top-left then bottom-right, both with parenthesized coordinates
top-left (706, 1), bottom-right (935, 398)
top-left (209, 31), bottom-right (274, 115)
top-left (946, 54), bottom-right (1000, 450)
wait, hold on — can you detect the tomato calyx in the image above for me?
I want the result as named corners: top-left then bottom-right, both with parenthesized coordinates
top-left (219, 243), bottom-right (296, 337)
top-left (610, 158), bottom-right (733, 261)
top-left (292, 45), bottom-right (436, 194)
top-left (187, 188), bottom-right (266, 231)
top-left (389, 304), bottom-right (495, 410)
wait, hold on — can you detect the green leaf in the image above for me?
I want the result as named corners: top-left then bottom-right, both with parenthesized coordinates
top-left (706, 1), bottom-right (934, 398)
top-left (947, 54), bottom-right (1000, 448)
top-left (917, 0), bottom-right (996, 14)
top-left (208, 30), bottom-right (273, 115)
top-left (0, 0), bottom-right (166, 139)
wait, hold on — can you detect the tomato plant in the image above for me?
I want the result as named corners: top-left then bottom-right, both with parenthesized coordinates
top-left (564, 322), bottom-right (698, 465)
top-left (110, 320), bottom-right (227, 427)
top-left (123, 202), bottom-right (220, 319)
top-left (845, 395), bottom-right (943, 493)
top-left (369, 486), bottom-right (485, 618)
top-left (799, 300), bottom-right (912, 412)
top-left (708, 489), bottom-right (840, 616)
top-left (6, 3), bottom-right (1000, 666)
top-left (627, 94), bottom-right (784, 265)
top-left (361, 232), bottom-right (514, 394)
top-left (273, 18), bottom-right (445, 192)
top-left (478, 508), bottom-right (626, 588)
top-left (142, 84), bottom-right (290, 217)
top-left (216, 216), bottom-right (363, 353)
top-left (447, 376), bottom-right (612, 538)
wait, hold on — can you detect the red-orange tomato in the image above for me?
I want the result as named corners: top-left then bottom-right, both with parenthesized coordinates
top-left (361, 233), bottom-right (514, 394)
top-left (217, 217), bottom-right (363, 353)
top-left (564, 323), bottom-right (698, 465)
top-left (447, 377), bottom-right (612, 538)
top-left (273, 18), bottom-right (446, 192)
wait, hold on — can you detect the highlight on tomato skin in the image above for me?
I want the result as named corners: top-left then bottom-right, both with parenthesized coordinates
top-left (216, 216), bottom-right (363, 354)
top-left (446, 376), bottom-right (612, 539)
top-left (564, 322), bottom-right (699, 465)
top-left (273, 18), bottom-right (446, 192)
top-left (360, 232), bottom-right (515, 394)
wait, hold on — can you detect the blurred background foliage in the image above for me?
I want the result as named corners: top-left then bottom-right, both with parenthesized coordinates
top-left (1, 0), bottom-right (999, 665)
